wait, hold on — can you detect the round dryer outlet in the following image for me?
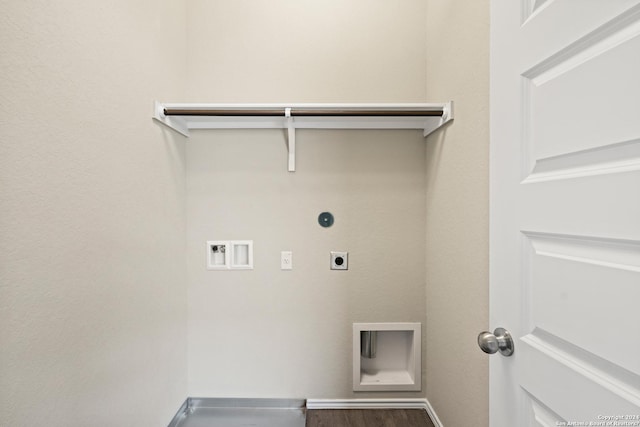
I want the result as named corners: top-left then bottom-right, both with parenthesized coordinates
top-left (330, 251), bottom-right (348, 270)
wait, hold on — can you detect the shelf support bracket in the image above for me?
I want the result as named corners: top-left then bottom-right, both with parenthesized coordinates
top-left (423, 101), bottom-right (454, 137)
top-left (152, 101), bottom-right (190, 137)
top-left (285, 107), bottom-right (296, 172)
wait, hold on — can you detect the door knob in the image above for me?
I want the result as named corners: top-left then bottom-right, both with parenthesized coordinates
top-left (477, 327), bottom-right (514, 357)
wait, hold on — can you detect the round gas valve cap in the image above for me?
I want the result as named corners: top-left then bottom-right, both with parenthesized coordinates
top-left (318, 212), bottom-right (334, 228)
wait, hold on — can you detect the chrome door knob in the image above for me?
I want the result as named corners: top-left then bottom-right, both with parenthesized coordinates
top-left (477, 327), bottom-right (514, 357)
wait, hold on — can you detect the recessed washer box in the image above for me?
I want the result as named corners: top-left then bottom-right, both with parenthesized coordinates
top-left (207, 240), bottom-right (253, 270)
top-left (207, 241), bottom-right (229, 270)
top-left (352, 322), bottom-right (421, 392)
top-left (230, 240), bottom-right (253, 269)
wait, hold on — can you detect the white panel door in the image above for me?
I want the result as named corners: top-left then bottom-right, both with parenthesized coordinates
top-left (490, 1), bottom-right (640, 426)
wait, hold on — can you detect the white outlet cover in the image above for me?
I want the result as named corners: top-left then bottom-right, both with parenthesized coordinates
top-left (281, 251), bottom-right (293, 270)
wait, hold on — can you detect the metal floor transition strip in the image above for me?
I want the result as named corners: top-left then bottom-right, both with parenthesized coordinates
top-left (168, 398), bottom-right (306, 427)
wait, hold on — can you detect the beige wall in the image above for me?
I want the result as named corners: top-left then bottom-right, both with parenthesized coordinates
top-left (0, 0), bottom-right (491, 423)
top-left (186, 0), bottom-right (427, 102)
top-left (187, 130), bottom-right (427, 398)
top-left (425, 1), bottom-right (490, 426)
top-left (185, 0), bottom-right (430, 398)
top-left (0, 2), bottom-right (188, 426)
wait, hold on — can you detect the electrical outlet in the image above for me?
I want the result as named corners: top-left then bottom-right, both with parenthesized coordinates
top-left (281, 251), bottom-right (293, 270)
top-left (330, 251), bottom-right (348, 270)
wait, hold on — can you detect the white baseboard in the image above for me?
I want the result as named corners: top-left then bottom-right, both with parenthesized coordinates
top-left (305, 398), bottom-right (443, 427)
top-left (422, 398), bottom-right (444, 427)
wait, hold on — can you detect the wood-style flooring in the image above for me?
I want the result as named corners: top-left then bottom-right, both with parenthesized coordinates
top-left (305, 409), bottom-right (436, 427)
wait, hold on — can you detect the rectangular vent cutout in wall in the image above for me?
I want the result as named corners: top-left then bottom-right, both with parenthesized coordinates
top-left (352, 322), bottom-right (421, 391)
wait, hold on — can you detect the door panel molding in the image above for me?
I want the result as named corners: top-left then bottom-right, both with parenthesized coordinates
top-left (523, 231), bottom-right (640, 272)
top-left (522, 4), bottom-right (640, 86)
top-left (521, 330), bottom-right (640, 408)
top-left (523, 138), bottom-right (640, 183)
top-left (526, 392), bottom-right (566, 427)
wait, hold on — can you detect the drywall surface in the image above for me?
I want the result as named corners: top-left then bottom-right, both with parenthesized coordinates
top-left (424, 1), bottom-right (490, 426)
top-left (185, 0), bottom-right (428, 102)
top-left (0, 2), bottom-right (188, 426)
top-left (184, 0), bottom-right (429, 398)
top-left (187, 129), bottom-right (427, 398)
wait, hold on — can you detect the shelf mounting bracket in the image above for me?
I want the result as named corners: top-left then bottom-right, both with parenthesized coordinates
top-left (285, 107), bottom-right (296, 172)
